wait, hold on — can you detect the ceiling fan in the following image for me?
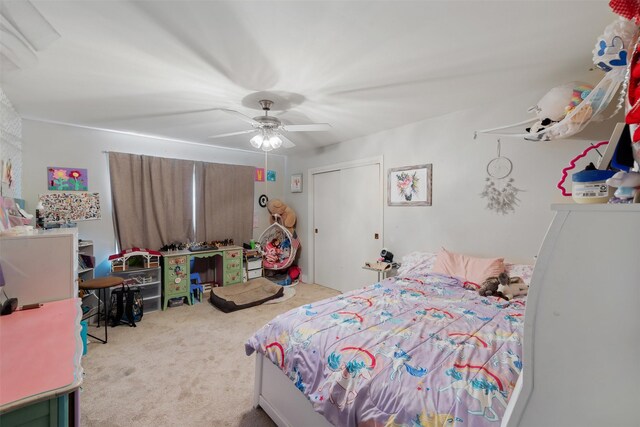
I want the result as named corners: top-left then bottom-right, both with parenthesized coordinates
top-left (209, 100), bottom-right (331, 151)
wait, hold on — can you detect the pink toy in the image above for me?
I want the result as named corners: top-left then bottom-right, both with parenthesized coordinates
top-left (264, 239), bottom-right (283, 264)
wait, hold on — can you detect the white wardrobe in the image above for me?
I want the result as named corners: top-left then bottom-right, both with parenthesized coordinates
top-left (503, 204), bottom-right (640, 426)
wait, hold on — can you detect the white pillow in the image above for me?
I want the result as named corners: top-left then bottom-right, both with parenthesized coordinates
top-left (397, 251), bottom-right (438, 277)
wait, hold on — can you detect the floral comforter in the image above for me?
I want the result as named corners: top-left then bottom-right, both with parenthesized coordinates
top-left (245, 274), bottom-right (525, 427)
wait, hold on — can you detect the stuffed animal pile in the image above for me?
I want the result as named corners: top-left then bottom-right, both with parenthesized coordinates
top-left (479, 272), bottom-right (529, 300)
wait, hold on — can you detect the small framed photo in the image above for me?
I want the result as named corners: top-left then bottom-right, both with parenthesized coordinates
top-left (387, 164), bottom-right (432, 206)
top-left (291, 173), bottom-right (303, 193)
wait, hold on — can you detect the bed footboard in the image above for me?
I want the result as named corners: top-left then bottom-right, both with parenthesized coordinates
top-left (253, 354), bottom-right (332, 427)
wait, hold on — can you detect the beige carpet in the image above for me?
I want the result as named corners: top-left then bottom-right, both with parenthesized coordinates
top-left (81, 283), bottom-right (339, 427)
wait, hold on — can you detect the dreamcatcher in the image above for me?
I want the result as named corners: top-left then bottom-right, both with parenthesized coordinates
top-left (480, 140), bottom-right (523, 214)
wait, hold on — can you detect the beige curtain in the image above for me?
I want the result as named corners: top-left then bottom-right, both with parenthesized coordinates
top-left (109, 153), bottom-right (195, 250)
top-left (195, 161), bottom-right (254, 245)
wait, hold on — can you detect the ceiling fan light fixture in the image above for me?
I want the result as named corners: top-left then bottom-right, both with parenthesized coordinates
top-left (250, 133), bottom-right (264, 149)
top-left (269, 135), bottom-right (282, 149)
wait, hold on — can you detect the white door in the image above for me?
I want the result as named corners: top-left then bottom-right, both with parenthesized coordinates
top-left (313, 170), bottom-right (341, 288)
top-left (340, 163), bottom-right (382, 291)
top-left (313, 162), bottom-right (382, 292)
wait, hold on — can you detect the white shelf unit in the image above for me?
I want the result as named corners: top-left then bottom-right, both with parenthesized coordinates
top-left (246, 256), bottom-right (264, 280)
top-left (110, 266), bottom-right (162, 313)
top-left (77, 239), bottom-right (95, 282)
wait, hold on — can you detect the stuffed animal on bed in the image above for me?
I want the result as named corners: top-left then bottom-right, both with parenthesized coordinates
top-left (496, 272), bottom-right (529, 300)
top-left (478, 276), bottom-right (508, 300)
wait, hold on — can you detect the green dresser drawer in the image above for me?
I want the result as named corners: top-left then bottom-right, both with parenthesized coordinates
top-left (165, 279), bottom-right (189, 295)
top-left (225, 259), bottom-right (242, 271)
top-left (224, 270), bottom-right (242, 285)
top-left (224, 249), bottom-right (242, 261)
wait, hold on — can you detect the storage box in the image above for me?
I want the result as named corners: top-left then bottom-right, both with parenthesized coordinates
top-left (248, 269), bottom-right (263, 279)
top-left (247, 258), bottom-right (262, 270)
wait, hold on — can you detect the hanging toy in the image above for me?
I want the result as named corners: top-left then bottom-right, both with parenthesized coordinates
top-left (475, 17), bottom-right (638, 142)
top-left (480, 140), bottom-right (523, 215)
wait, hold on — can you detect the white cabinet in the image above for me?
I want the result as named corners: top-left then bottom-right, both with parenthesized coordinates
top-left (0, 229), bottom-right (77, 305)
top-left (503, 204), bottom-right (640, 427)
top-left (246, 256), bottom-right (263, 280)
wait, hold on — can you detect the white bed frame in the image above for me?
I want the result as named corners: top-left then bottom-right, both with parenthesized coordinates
top-left (254, 204), bottom-right (640, 427)
top-left (253, 354), bottom-right (332, 427)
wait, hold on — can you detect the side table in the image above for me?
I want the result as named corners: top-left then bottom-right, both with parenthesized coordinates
top-left (79, 276), bottom-right (124, 344)
top-left (362, 261), bottom-right (393, 283)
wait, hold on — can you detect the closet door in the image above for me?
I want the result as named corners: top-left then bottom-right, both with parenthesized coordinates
top-left (339, 163), bottom-right (382, 291)
top-left (313, 162), bottom-right (382, 292)
top-left (313, 170), bottom-right (342, 288)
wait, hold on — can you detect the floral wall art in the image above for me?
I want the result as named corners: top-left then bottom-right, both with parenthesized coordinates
top-left (387, 164), bottom-right (432, 206)
top-left (48, 167), bottom-right (88, 191)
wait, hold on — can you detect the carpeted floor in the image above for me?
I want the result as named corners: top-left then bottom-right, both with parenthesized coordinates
top-left (80, 283), bottom-right (339, 427)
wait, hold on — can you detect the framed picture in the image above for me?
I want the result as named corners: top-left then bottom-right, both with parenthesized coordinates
top-left (291, 174), bottom-right (303, 193)
top-left (387, 164), bottom-right (432, 206)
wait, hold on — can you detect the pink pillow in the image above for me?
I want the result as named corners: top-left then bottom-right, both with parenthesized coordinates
top-left (432, 248), bottom-right (505, 287)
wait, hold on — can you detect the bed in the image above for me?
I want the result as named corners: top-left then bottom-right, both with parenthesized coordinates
top-left (246, 252), bottom-right (531, 427)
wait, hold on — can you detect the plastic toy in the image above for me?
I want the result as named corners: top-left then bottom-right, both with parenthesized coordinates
top-left (606, 170), bottom-right (640, 201)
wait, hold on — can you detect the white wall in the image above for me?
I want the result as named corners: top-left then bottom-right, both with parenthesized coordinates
top-left (22, 120), bottom-right (285, 276)
top-left (286, 100), bottom-right (616, 282)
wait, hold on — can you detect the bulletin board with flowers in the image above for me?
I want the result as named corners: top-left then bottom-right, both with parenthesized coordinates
top-left (387, 164), bottom-right (432, 206)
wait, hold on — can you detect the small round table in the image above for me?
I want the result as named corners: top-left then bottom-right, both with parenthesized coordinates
top-left (80, 276), bottom-right (124, 344)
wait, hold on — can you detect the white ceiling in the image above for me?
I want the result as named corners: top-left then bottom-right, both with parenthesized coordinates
top-left (0, 1), bottom-right (617, 153)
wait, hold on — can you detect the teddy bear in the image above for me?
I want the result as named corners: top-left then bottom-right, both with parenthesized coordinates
top-left (478, 276), bottom-right (508, 300)
top-left (496, 272), bottom-right (529, 300)
top-left (267, 199), bottom-right (297, 232)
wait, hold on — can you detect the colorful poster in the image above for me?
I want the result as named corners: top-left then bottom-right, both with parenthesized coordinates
top-left (255, 168), bottom-right (265, 182)
top-left (48, 167), bottom-right (88, 191)
top-left (267, 170), bottom-right (276, 182)
top-left (39, 192), bottom-right (101, 223)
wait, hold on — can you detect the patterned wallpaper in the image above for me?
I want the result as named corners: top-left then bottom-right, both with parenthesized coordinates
top-left (0, 87), bottom-right (22, 198)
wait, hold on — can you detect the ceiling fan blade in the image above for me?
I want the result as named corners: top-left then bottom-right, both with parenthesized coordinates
top-left (278, 133), bottom-right (296, 149)
top-left (208, 129), bottom-right (257, 139)
top-left (217, 109), bottom-right (260, 126)
top-left (282, 123), bottom-right (332, 132)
